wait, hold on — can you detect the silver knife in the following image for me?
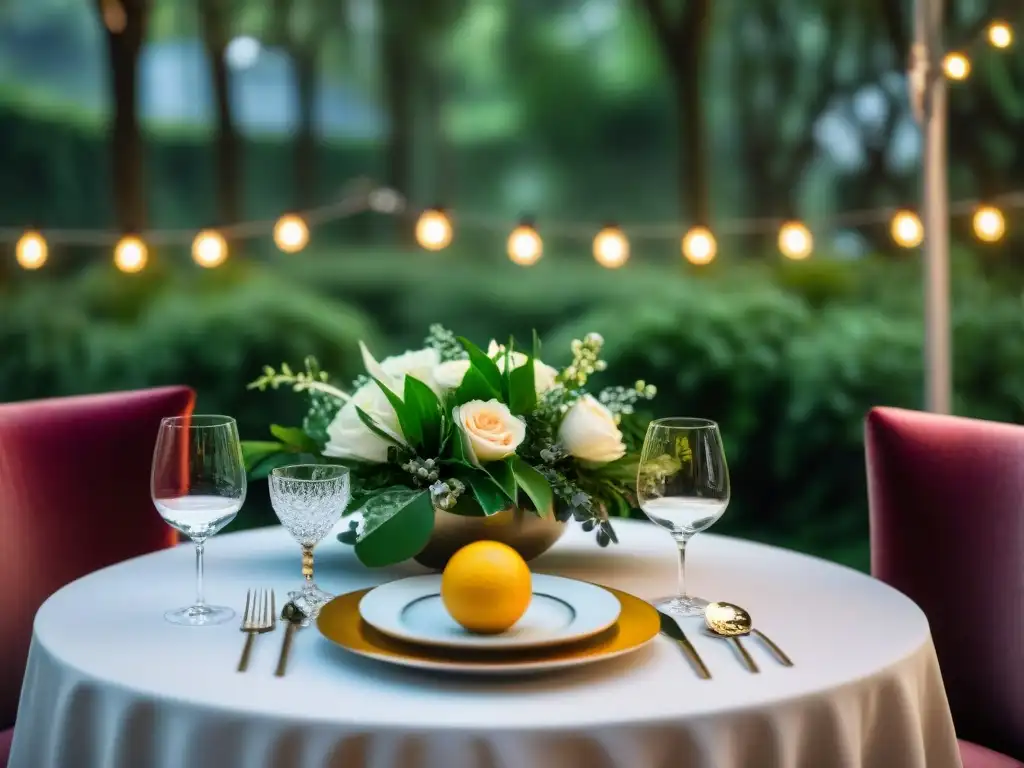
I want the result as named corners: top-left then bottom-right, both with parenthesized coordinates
top-left (659, 611), bottom-right (711, 679)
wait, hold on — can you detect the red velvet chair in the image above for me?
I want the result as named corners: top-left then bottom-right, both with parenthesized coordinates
top-left (0, 386), bottom-right (195, 765)
top-left (866, 407), bottom-right (1024, 768)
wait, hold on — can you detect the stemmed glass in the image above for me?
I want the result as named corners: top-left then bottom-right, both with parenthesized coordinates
top-left (151, 415), bottom-right (246, 626)
top-left (637, 418), bottom-right (730, 617)
top-left (269, 464), bottom-right (351, 619)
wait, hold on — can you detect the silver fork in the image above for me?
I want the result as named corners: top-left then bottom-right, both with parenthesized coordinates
top-left (237, 589), bottom-right (276, 672)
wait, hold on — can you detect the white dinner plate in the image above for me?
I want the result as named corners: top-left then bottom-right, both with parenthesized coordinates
top-left (358, 573), bottom-right (622, 651)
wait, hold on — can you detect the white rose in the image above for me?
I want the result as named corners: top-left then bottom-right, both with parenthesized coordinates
top-left (453, 399), bottom-right (526, 464)
top-left (531, 361), bottom-right (559, 393)
top-left (558, 394), bottom-right (626, 464)
top-left (381, 348), bottom-right (441, 393)
top-left (434, 359), bottom-right (472, 390)
top-left (323, 380), bottom-right (405, 463)
top-left (359, 342), bottom-right (440, 394)
top-left (486, 340), bottom-right (559, 394)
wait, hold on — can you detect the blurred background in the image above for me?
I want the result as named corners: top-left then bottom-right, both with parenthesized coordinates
top-left (3, 0), bottom-right (1024, 569)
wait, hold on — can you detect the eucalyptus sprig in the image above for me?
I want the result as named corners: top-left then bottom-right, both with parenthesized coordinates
top-left (247, 356), bottom-right (349, 402)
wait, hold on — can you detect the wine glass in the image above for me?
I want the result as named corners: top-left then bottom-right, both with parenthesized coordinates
top-left (151, 415), bottom-right (246, 626)
top-left (637, 417), bottom-right (730, 617)
top-left (268, 464), bottom-right (350, 619)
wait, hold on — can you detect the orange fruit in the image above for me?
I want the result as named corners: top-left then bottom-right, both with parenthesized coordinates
top-left (441, 541), bottom-right (532, 634)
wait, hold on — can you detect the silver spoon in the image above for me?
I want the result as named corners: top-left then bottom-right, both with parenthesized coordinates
top-left (704, 601), bottom-right (793, 670)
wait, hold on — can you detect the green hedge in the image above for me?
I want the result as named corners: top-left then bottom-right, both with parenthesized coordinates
top-left (6, 251), bottom-right (1024, 568)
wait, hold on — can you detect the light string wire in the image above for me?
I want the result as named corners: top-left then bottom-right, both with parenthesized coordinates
top-left (4, 182), bottom-right (1022, 249)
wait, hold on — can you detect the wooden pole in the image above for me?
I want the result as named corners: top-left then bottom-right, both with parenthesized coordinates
top-left (914, 0), bottom-right (951, 413)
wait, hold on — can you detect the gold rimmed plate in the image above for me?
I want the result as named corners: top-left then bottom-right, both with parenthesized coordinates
top-left (317, 585), bottom-right (659, 675)
top-left (358, 574), bottom-right (622, 651)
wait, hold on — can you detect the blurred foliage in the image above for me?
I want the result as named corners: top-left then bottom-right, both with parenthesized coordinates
top-left (7, 249), bottom-right (1024, 569)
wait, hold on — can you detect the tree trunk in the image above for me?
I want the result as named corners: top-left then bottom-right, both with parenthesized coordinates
top-left (425, 61), bottom-right (452, 205)
top-left (381, 28), bottom-right (415, 240)
top-left (199, 0), bottom-right (242, 227)
top-left (675, 0), bottom-right (710, 226)
top-left (99, 0), bottom-right (148, 233)
top-left (294, 53), bottom-right (318, 210)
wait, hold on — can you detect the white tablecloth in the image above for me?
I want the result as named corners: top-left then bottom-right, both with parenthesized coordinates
top-left (10, 519), bottom-right (961, 768)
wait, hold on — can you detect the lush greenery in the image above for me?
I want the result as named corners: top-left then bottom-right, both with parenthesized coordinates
top-left (6, 250), bottom-right (1024, 570)
top-left (243, 326), bottom-right (655, 567)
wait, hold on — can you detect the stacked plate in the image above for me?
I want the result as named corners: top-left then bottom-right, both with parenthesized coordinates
top-left (317, 574), bottom-right (660, 674)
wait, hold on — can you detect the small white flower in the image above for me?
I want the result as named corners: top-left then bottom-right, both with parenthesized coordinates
top-left (558, 394), bottom-right (626, 464)
top-left (453, 399), bottom-right (526, 464)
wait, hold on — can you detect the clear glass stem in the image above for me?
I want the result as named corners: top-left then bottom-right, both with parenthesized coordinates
top-left (194, 541), bottom-right (205, 607)
top-left (675, 535), bottom-right (691, 600)
top-left (302, 546), bottom-right (314, 586)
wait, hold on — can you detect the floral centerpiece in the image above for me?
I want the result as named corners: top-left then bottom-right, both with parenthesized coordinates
top-left (243, 326), bottom-right (655, 567)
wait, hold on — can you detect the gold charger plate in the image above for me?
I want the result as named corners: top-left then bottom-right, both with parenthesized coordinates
top-left (317, 584), bottom-right (659, 675)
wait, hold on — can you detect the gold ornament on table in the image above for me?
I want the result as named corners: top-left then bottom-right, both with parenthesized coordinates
top-left (243, 325), bottom-right (657, 568)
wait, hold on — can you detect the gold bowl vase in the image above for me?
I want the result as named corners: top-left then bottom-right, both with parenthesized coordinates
top-left (413, 506), bottom-right (567, 570)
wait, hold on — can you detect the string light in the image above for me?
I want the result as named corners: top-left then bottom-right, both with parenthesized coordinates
top-left (114, 235), bottom-right (148, 273)
top-left (414, 209), bottom-right (453, 251)
top-left (891, 210), bottom-right (924, 248)
top-left (592, 225), bottom-right (629, 268)
top-left (192, 230), bottom-right (228, 268)
top-left (15, 230), bottom-right (47, 270)
top-left (681, 226), bottom-right (717, 265)
top-left (274, 214), bottom-right (309, 253)
top-left (973, 205), bottom-right (1006, 242)
top-left (508, 221), bottom-right (542, 266)
top-left (988, 21), bottom-right (1013, 48)
top-left (779, 221), bottom-right (813, 260)
top-left (943, 53), bottom-right (971, 80)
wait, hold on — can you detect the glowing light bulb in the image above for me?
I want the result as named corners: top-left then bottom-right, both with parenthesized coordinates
top-left (368, 188), bottom-right (403, 214)
top-left (593, 226), bottom-right (629, 268)
top-left (415, 209), bottom-right (453, 251)
top-left (274, 214), bottom-right (309, 253)
top-left (943, 53), bottom-right (970, 80)
top-left (988, 21), bottom-right (1013, 49)
top-left (507, 223), bottom-right (542, 266)
top-left (114, 236), bottom-right (148, 273)
top-left (15, 230), bottom-right (47, 270)
top-left (778, 221), bottom-right (813, 260)
top-left (192, 229), bottom-right (228, 268)
top-left (681, 226), bottom-right (717, 265)
top-left (973, 206), bottom-right (1006, 243)
top-left (890, 210), bottom-right (924, 248)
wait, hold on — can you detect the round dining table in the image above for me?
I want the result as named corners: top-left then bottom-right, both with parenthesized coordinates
top-left (9, 519), bottom-right (961, 768)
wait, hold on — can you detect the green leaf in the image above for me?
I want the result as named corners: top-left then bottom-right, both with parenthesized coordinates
top-left (485, 458), bottom-right (518, 503)
top-left (372, 376), bottom-right (422, 449)
top-left (467, 473), bottom-right (510, 516)
top-left (269, 425), bottom-right (319, 454)
top-left (458, 337), bottom-right (504, 396)
top-left (511, 457), bottom-right (554, 517)
top-left (404, 375), bottom-right (443, 455)
top-left (353, 490), bottom-right (435, 567)
top-left (532, 328), bottom-right (542, 360)
top-left (241, 440), bottom-right (286, 472)
top-left (508, 353), bottom-right (536, 415)
top-left (454, 364), bottom-right (502, 404)
top-left (502, 335), bottom-right (514, 402)
top-left (589, 455), bottom-right (641, 483)
top-left (447, 421), bottom-right (477, 467)
top-left (354, 406), bottom-right (405, 447)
